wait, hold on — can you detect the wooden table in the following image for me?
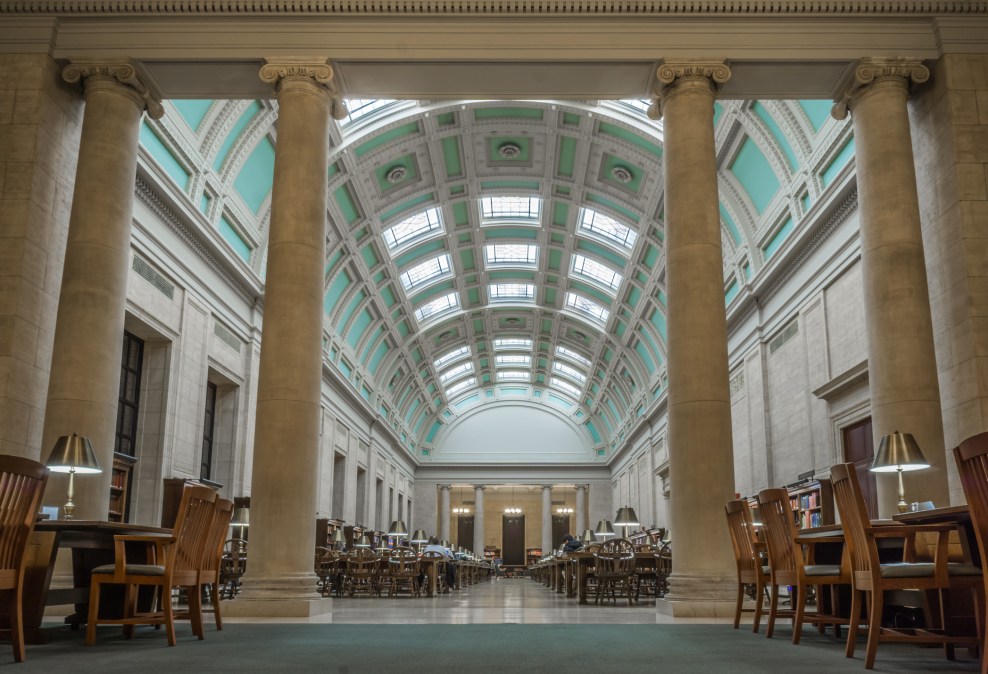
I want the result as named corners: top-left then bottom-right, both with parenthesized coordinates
top-left (569, 551), bottom-right (660, 605)
top-left (419, 556), bottom-right (447, 597)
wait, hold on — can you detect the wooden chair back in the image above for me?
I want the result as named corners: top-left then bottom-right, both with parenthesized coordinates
top-left (0, 455), bottom-right (49, 583)
top-left (594, 538), bottom-right (636, 576)
top-left (756, 488), bottom-right (800, 575)
top-left (725, 499), bottom-right (760, 575)
top-left (388, 546), bottom-right (419, 576)
top-left (830, 462), bottom-right (880, 576)
top-left (202, 498), bottom-right (234, 575)
top-left (955, 431), bottom-right (988, 584)
top-left (169, 485), bottom-right (218, 576)
top-left (347, 547), bottom-right (380, 574)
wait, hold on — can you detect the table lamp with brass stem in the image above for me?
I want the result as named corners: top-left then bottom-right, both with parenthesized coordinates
top-left (870, 430), bottom-right (931, 513)
top-left (46, 433), bottom-right (102, 520)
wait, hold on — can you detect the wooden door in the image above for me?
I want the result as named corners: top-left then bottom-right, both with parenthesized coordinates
top-left (502, 514), bottom-right (525, 566)
top-left (456, 515), bottom-right (474, 549)
top-left (551, 514), bottom-right (570, 548)
top-left (843, 418), bottom-right (879, 519)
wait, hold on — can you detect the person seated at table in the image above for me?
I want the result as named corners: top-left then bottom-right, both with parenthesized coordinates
top-left (420, 537), bottom-right (457, 591)
top-left (561, 533), bottom-right (583, 553)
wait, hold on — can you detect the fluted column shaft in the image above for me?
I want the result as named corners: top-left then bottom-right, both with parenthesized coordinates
top-left (575, 485), bottom-right (587, 534)
top-left (473, 485), bottom-right (485, 554)
top-left (41, 63), bottom-right (160, 519)
top-left (439, 485), bottom-right (451, 541)
top-left (541, 485), bottom-right (553, 553)
top-left (833, 58), bottom-right (949, 515)
top-left (656, 61), bottom-right (737, 617)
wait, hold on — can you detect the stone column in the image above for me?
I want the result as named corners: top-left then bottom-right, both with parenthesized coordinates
top-left (541, 485), bottom-right (553, 553)
top-left (832, 58), bottom-right (949, 515)
top-left (473, 485), bottom-right (485, 555)
top-left (439, 484), bottom-right (451, 541)
top-left (227, 59), bottom-right (342, 618)
top-left (653, 61), bottom-right (737, 618)
top-left (575, 485), bottom-right (587, 534)
top-left (40, 63), bottom-right (161, 519)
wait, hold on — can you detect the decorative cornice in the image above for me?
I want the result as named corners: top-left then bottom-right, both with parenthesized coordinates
top-left (260, 59), bottom-right (347, 120)
top-left (62, 61), bottom-right (163, 118)
top-left (4, 1), bottom-right (986, 16)
top-left (831, 57), bottom-right (930, 119)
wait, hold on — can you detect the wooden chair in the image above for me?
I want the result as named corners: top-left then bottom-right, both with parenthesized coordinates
top-left (593, 538), bottom-right (636, 605)
top-left (656, 541), bottom-right (672, 598)
top-left (195, 498), bottom-right (233, 630)
top-left (420, 550), bottom-right (448, 595)
top-left (831, 462), bottom-right (982, 669)
top-left (345, 548), bottom-right (381, 597)
top-left (0, 455), bottom-right (50, 662)
top-left (315, 546), bottom-right (335, 597)
top-left (86, 485), bottom-right (217, 646)
top-left (954, 431), bottom-right (988, 674)
top-left (219, 538), bottom-right (247, 599)
top-left (757, 488), bottom-right (849, 643)
top-left (387, 546), bottom-right (420, 597)
top-left (725, 498), bottom-right (770, 632)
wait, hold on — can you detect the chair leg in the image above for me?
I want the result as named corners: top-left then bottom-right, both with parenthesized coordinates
top-left (189, 585), bottom-right (205, 640)
top-left (163, 585), bottom-right (177, 647)
top-left (753, 578), bottom-right (766, 634)
top-left (864, 589), bottom-right (883, 670)
top-left (939, 588), bottom-right (956, 661)
top-left (212, 582), bottom-right (223, 630)
top-left (767, 584), bottom-right (779, 639)
top-left (11, 580), bottom-right (25, 662)
top-left (734, 581), bottom-right (743, 629)
top-left (122, 583), bottom-right (137, 639)
top-left (793, 583), bottom-right (807, 645)
top-left (846, 588), bottom-right (861, 658)
top-left (86, 578), bottom-right (102, 646)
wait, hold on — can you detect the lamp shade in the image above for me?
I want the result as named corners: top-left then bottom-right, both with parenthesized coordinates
top-left (411, 529), bottom-right (429, 543)
top-left (331, 529), bottom-right (346, 544)
top-left (594, 519), bottom-right (615, 538)
top-left (388, 520), bottom-right (408, 537)
top-left (440, 539), bottom-right (451, 549)
top-left (231, 506), bottom-right (250, 527)
top-left (355, 534), bottom-right (372, 548)
top-left (579, 528), bottom-right (597, 544)
top-left (46, 434), bottom-right (102, 474)
top-left (614, 506), bottom-right (640, 527)
top-left (870, 431), bottom-right (930, 473)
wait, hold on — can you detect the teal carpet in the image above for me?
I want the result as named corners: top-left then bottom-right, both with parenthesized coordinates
top-left (10, 623), bottom-right (981, 672)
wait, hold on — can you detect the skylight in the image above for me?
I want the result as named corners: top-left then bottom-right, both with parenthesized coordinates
top-left (489, 283), bottom-right (535, 302)
top-left (555, 346), bottom-right (591, 367)
top-left (571, 254), bottom-right (622, 291)
top-left (497, 371), bottom-right (529, 382)
top-left (495, 354), bottom-right (531, 368)
top-left (493, 338), bottom-right (533, 350)
top-left (439, 361), bottom-right (474, 385)
top-left (621, 99), bottom-right (652, 114)
top-left (550, 377), bottom-right (583, 398)
top-left (565, 292), bottom-right (610, 323)
top-left (445, 378), bottom-right (476, 397)
top-left (400, 253), bottom-right (452, 291)
top-left (434, 346), bottom-right (470, 369)
top-left (383, 208), bottom-right (443, 251)
top-left (485, 243), bottom-right (538, 267)
top-left (414, 291), bottom-right (459, 323)
top-left (578, 208), bottom-right (638, 251)
top-left (342, 98), bottom-right (396, 125)
top-left (553, 361), bottom-right (588, 384)
top-left (481, 196), bottom-right (541, 221)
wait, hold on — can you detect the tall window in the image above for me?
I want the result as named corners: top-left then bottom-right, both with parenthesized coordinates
top-left (200, 381), bottom-right (217, 481)
top-left (114, 332), bottom-right (144, 457)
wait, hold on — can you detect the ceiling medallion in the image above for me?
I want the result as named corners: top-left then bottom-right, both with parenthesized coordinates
top-left (611, 165), bottom-right (634, 183)
top-left (505, 317), bottom-right (522, 326)
top-left (498, 142), bottom-right (523, 159)
top-left (439, 330), bottom-right (455, 341)
top-left (385, 165), bottom-right (408, 184)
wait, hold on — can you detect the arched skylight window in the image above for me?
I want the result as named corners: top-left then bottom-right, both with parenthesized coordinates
top-left (481, 196), bottom-right (541, 222)
top-left (342, 98), bottom-right (397, 125)
top-left (400, 253), bottom-right (452, 291)
top-left (434, 346), bottom-right (470, 369)
top-left (489, 283), bottom-right (535, 302)
top-left (414, 291), bottom-right (459, 323)
top-left (555, 345), bottom-right (592, 367)
top-left (383, 208), bottom-right (443, 252)
top-left (578, 208), bottom-right (637, 252)
top-left (485, 243), bottom-right (538, 267)
top-left (494, 338), bottom-right (533, 350)
top-left (439, 361), bottom-right (474, 385)
top-left (445, 378), bottom-right (476, 398)
top-left (571, 254), bottom-right (622, 291)
top-left (497, 371), bottom-right (530, 382)
top-left (550, 377), bottom-right (583, 398)
top-left (553, 361), bottom-right (588, 383)
top-left (565, 291), bottom-right (609, 323)
top-left (495, 354), bottom-right (531, 367)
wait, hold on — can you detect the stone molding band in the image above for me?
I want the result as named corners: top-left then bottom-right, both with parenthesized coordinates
top-left (61, 61), bottom-right (164, 119)
top-left (259, 59), bottom-right (347, 120)
top-left (831, 57), bottom-right (930, 120)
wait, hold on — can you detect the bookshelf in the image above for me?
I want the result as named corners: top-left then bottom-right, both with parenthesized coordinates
top-left (746, 479), bottom-right (835, 529)
top-left (526, 548), bottom-right (542, 565)
top-left (108, 454), bottom-right (136, 523)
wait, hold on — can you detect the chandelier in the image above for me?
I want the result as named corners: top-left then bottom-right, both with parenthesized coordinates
top-left (452, 484), bottom-right (470, 514)
top-left (504, 484), bottom-right (522, 514)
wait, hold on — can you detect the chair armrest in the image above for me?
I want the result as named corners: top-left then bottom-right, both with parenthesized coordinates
top-left (867, 524), bottom-right (953, 538)
top-left (111, 533), bottom-right (175, 572)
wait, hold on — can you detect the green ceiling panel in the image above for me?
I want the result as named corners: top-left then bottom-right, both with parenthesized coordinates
top-left (607, 398), bottom-right (621, 426)
top-left (500, 387), bottom-right (528, 396)
top-left (409, 280), bottom-right (456, 305)
top-left (199, 193), bottom-right (210, 213)
top-left (598, 411), bottom-right (613, 434)
top-left (584, 193), bottom-right (640, 224)
top-left (482, 374), bottom-right (491, 383)
top-left (719, 204), bottom-right (743, 244)
top-left (354, 121), bottom-right (420, 157)
top-left (333, 184), bottom-right (360, 224)
top-left (752, 102), bottom-right (798, 170)
top-left (636, 271), bottom-right (648, 285)
top-left (556, 186), bottom-right (571, 195)
top-left (406, 397), bottom-right (421, 423)
top-left (467, 288), bottom-right (481, 306)
top-left (627, 286), bottom-right (641, 307)
top-left (473, 319), bottom-right (484, 332)
top-left (822, 137), bottom-right (856, 188)
top-left (140, 122), bottom-right (190, 190)
top-left (547, 274), bottom-right (558, 285)
top-left (397, 320), bottom-right (410, 337)
top-left (725, 278), bottom-right (740, 304)
top-left (544, 288), bottom-right (557, 305)
top-left (557, 137), bottom-right (577, 178)
top-left (218, 216), bottom-right (251, 263)
top-left (381, 285), bottom-right (396, 308)
top-left (453, 202), bottom-right (469, 226)
top-left (381, 193), bottom-right (436, 222)
top-left (437, 112), bottom-right (456, 125)
top-left (550, 233), bottom-right (565, 245)
top-left (360, 385), bottom-right (372, 402)
top-left (541, 319), bottom-right (553, 333)
top-left (642, 244), bottom-right (659, 270)
top-left (488, 137), bottom-right (531, 162)
top-left (339, 290), bottom-right (367, 331)
top-left (353, 227), bottom-right (368, 242)
top-left (657, 290), bottom-right (667, 306)
top-left (374, 155), bottom-right (418, 191)
top-left (474, 107), bottom-right (544, 121)
top-left (801, 192), bottom-right (811, 213)
top-left (603, 348), bottom-right (613, 362)
top-left (713, 102), bottom-right (724, 129)
top-left (638, 326), bottom-right (662, 365)
top-left (327, 161), bottom-right (339, 179)
top-left (346, 308), bottom-right (374, 349)
top-left (601, 154), bottom-right (644, 192)
top-left (597, 121), bottom-right (662, 159)
top-left (762, 216), bottom-right (795, 261)
top-left (360, 243), bottom-right (380, 269)
top-left (338, 359), bottom-right (353, 380)
top-left (426, 420), bottom-right (443, 443)
top-left (649, 307), bottom-right (667, 341)
top-left (413, 410), bottom-right (429, 434)
top-left (485, 227), bottom-right (539, 240)
top-left (729, 136), bottom-right (781, 214)
top-left (799, 100), bottom-right (833, 133)
top-left (361, 326), bottom-right (384, 362)
top-left (212, 101), bottom-right (260, 170)
top-left (368, 340), bottom-right (389, 375)
top-left (442, 137), bottom-right (463, 178)
top-left (562, 112), bottom-right (581, 126)
top-left (325, 269), bottom-right (352, 315)
top-left (373, 270), bottom-right (386, 284)
top-left (614, 320), bottom-right (626, 337)
top-left (480, 180), bottom-right (540, 191)
top-left (450, 185), bottom-right (465, 196)
top-left (576, 239), bottom-right (628, 270)
top-left (553, 201), bottom-right (569, 226)
top-left (394, 239), bottom-right (446, 269)
top-left (548, 393), bottom-right (572, 408)
top-left (744, 263), bottom-right (752, 280)
top-left (172, 99), bottom-right (213, 132)
top-left (326, 249), bottom-right (344, 276)
top-left (234, 136), bottom-right (275, 213)
top-left (453, 394), bottom-right (480, 410)
top-left (489, 270), bottom-right (535, 281)
top-left (460, 248), bottom-right (476, 271)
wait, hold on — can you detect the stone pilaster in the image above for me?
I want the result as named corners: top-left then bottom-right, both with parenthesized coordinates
top-left (541, 485), bottom-right (553, 554)
top-left (575, 484), bottom-right (587, 534)
top-left (40, 62), bottom-right (161, 520)
top-left (226, 59), bottom-right (339, 617)
top-left (833, 58), bottom-right (949, 515)
top-left (473, 485), bottom-right (485, 555)
top-left (439, 484), bottom-right (451, 541)
top-left (653, 60), bottom-right (737, 618)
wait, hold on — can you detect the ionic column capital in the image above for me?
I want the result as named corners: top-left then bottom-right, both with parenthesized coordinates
top-left (473, 485), bottom-right (486, 492)
top-left (574, 484), bottom-right (587, 492)
top-left (61, 61), bottom-right (163, 119)
top-left (650, 60), bottom-right (732, 120)
top-left (831, 57), bottom-right (930, 120)
top-left (259, 58), bottom-right (347, 119)
top-left (439, 484), bottom-right (452, 491)
top-left (541, 484), bottom-right (553, 491)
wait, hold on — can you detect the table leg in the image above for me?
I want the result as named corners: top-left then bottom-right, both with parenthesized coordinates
top-left (578, 560), bottom-right (588, 605)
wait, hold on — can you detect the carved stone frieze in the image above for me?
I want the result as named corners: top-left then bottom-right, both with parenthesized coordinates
top-left (831, 57), bottom-right (930, 120)
top-left (62, 61), bottom-right (164, 119)
top-left (259, 59), bottom-right (348, 120)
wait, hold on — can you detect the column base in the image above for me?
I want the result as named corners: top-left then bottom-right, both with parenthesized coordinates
top-left (656, 572), bottom-right (736, 618)
top-left (222, 573), bottom-right (332, 618)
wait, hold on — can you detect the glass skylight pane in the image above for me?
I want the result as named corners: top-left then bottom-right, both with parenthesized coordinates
top-left (551, 377), bottom-right (582, 397)
top-left (578, 208), bottom-right (638, 251)
top-left (485, 243), bottom-right (538, 266)
top-left (414, 291), bottom-right (459, 323)
top-left (439, 361), bottom-right (474, 384)
top-left (383, 208), bottom-right (443, 251)
top-left (445, 377), bottom-right (476, 397)
top-left (481, 196), bottom-right (541, 221)
top-left (555, 346), bottom-right (591, 367)
top-left (553, 361), bottom-right (588, 383)
top-left (434, 346), bottom-right (470, 369)
top-left (342, 98), bottom-right (396, 125)
top-left (495, 354), bottom-right (531, 367)
top-left (493, 338), bottom-right (533, 350)
top-left (571, 254), bottom-right (622, 291)
top-left (489, 283), bottom-right (535, 301)
top-left (621, 99), bottom-right (652, 113)
top-left (565, 292), bottom-right (609, 323)
top-left (497, 371), bottom-right (529, 381)
top-left (400, 253), bottom-right (452, 291)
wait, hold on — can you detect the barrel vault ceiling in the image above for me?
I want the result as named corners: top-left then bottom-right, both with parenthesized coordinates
top-left (139, 96), bottom-right (852, 462)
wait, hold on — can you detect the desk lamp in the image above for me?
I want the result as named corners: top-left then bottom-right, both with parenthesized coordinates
top-left (614, 506), bottom-right (640, 539)
top-left (870, 431), bottom-right (930, 513)
top-left (331, 528), bottom-right (346, 551)
top-left (231, 506), bottom-right (250, 538)
top-left (355, 534), bottom-right (372, 548)
top-left (46, 434), bottom-right (102, 520)
top-left (410, 528), bottom-right (429, 551)
top-left (579, 529), bottom-right (597, 544)
top-left (594, 519), bottom-right (615, 539)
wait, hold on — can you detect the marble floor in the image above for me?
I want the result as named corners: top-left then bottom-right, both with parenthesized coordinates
top-left (222, 577), bottom-right (733, 625)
